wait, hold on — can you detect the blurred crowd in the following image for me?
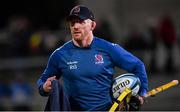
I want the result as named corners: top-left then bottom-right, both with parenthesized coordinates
top-left (0, 71), bottom-right (33, 110)
top-left (0, 14), bottom-right (179, 68)
top-left (0, 16), bottom-right (69, 58)
top-left (124, 14), bottom-right (179, 74)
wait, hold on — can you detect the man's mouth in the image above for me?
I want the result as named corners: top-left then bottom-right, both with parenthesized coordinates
top-left (74, 31), bottom-right (81, 34)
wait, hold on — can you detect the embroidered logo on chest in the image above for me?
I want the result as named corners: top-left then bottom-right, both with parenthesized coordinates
top-left (67, 61), bottom-right (78, 70)
top-left (95, 54), bottom-right (104, 64)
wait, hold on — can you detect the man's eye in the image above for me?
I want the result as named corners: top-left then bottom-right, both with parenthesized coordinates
top-left (70, 21), bottom-right (76, 26)
top-left (70, 19), bottom-right (85, 26)
top-left (79, 19), bottom-right (86, 23)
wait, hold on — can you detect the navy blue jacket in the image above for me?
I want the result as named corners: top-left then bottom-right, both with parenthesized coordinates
top-left (44, 80), bottom-right (71, 111)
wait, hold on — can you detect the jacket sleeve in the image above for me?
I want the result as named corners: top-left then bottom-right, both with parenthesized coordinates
top-left (109, 43), bottom-right (148, 96)
top-left (37, 50), bottom-right (61, 96)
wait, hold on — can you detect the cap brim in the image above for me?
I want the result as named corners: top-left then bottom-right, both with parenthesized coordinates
top-left (66, 15), bottom-right (88, 21)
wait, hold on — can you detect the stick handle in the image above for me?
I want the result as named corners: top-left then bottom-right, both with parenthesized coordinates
top-left (144, 80), bottom-right (179, 98)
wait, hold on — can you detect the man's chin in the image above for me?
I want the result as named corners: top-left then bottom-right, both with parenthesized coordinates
top-left (73, 36), bottom-right (82, 41)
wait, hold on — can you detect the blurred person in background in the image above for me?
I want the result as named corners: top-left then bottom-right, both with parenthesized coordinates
top-left (7, 16), bottom-right (31, 57)
top-left (10, 71), bottom-right (33, 111)
top-left (94, 18), bottom-right (114, 42)
top-left (124, 24), bottom-right (148, 63)
top-left (157, 14), bottom-right (177, 73)
top-left (29, 26), bottom-right (63, 55)
top-left (0, 78), bottom-right (11, 110)
top-left (146, 17), bottom-right (159, 73)
top-left (37, 5), bottom-right (148, 111)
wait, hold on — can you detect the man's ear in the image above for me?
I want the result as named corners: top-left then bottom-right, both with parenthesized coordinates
top-left (91, 21), bottom-right (96, 30)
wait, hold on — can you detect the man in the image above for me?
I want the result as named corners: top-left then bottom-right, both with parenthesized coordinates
top-left (37, 5), bottom-right (148, 111)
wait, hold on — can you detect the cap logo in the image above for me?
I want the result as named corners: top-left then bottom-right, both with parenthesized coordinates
top-left (73, 6), bottom-right (80, 13)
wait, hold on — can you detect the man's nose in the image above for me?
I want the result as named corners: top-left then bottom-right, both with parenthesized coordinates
top-left (73, 22), bottom-right (81, 28)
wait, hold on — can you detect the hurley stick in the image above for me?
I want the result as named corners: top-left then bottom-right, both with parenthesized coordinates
top-left (144, 80), bottom-right (179, 98)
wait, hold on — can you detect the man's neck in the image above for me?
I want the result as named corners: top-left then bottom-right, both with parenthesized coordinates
top-left (73, 35), bottom-right (94, 48)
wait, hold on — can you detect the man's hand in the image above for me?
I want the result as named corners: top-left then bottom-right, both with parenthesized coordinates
top-left (43, 76), bottom-right (56, 92)
top-left (137, 96), bottom-right (145, 105)
top-left (128, 95), bottom-right (144, 111)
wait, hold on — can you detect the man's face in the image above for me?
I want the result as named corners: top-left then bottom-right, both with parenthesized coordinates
top-left (69, 18), bottom-right (94, 41)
